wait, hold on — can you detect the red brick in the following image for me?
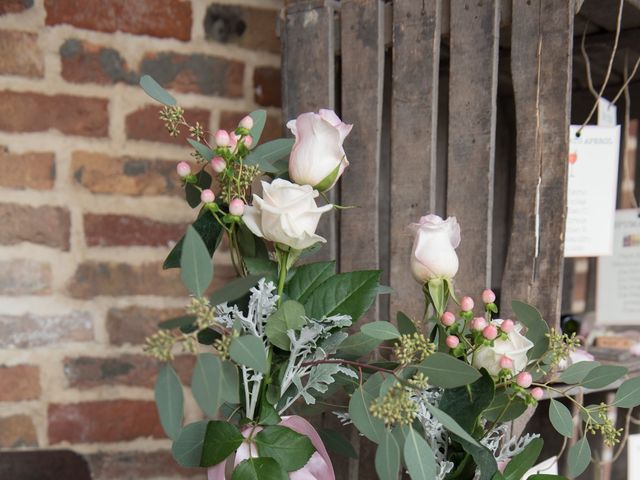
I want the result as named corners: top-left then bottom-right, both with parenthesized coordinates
top-left (48, 400), bottom-right (164, 444)
top-left (45, 0), bottom-right (192, 41)
top-left (0, 311), bottom-right (93, 348)
top-left (0, 364), bottom-right (40, 401)
top-left (126, 105), bottom-right (209, 145)
top-left (0, 30), bottom-right (43, 77)
top-left (0, 415), bottom-right (37, 448)
top-left (106, 306), bottom-right (185, 345)
top-left (0, 91), bottom-right (108, 137)
top-left (253, 66), bottom-right (281, 107)
top-left (71, 151), bottom-right (184, 197)
top-left (60, 38), bottom-right (137, 85)
top-left (0, 0), bottom-right (33, 16)
top-left (84, 213), bottom-right (186, 247)
top-left (88, 450), bottom-right (201, 479)
top-left (0, 203), bottom-right (70, 250)
top-left (0, 148), bottom-right (55, 189)
top-left (140, 51), bottom-right (243, 97)
top-left (0, 259), bottom-right (51, 295)
top-left (220, 110), bottom-right (282, 142)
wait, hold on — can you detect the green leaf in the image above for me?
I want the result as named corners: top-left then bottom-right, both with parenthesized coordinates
top-left (614, 376), bottom-right (640, 407)
top-left (503, 437), bottom-right (543, 480)
top-left (187, 138), bottom-right (214, 161)
top-left (428, 278), bottom-right (447, 316)
top-left (361, 321), bottom-right (400, 340)
top-left (548, 398), bottom-right (574, 438)
top-left (337, 332), bottom-right (382, 359)
top-left (559, 361), bottom-right (601, 384)
top-left (171, 421), bottom-right (207, 467)
top-left (231, 457), bottom-right (288, 480)
top-left (304, 270), bottom-right (381, 322)
top-left (244, 257), bottom-right (277, 279)
top-left (318, 428), bottom-right (358, 459)
top-left (159, 314), bottom-right (197, 330)
top-left (155, 364), bottom-right (183, 440)
top-left (210, 275), bottom-right (262, 306)
top-left (185, 168), bottom-right (212, 208)
top-left (581, 365), bottom-right (628, 389)
top-left (512, 300), bottom-right (549, 360)
top-left (258, 402), bottom-right (281, 426)
top-left (397, 311), bottom-right (417, 335)
top-left (286, 261), bottom-right (335, 303)
top-left (404, 426), bottom-right (437, 480)
top-left (164, 210), bottom-right (223, 269)
top-left (191, 354), bottom-right (223, 417)
top-left (439, 369), bottom-right (494, 432)
top-left (139, 74), bottom-right (176, 106)
top-left (527, 476), bottom-right (565, 480)
top-left (349, 386), bottom-right (386, 443)
top-left (180, 225), bottom-right (213, 296)
top-left (375, 431), bottom-right (400, 480)
top-left (416, 352), bottom-right (482, 388)
top-left (255, 425), bottom-right (315, 472)
top-left (221, 360), bottom-right (240, 404)
top-left (200, 420), bottom-right (244, 467)
top-left (568, 435), bottom-right (591, 477)
top-left (229, 335), bottom-right (268, 373)
top-left (425, 404), bottom-right (480, 447)
top-left (248, 110), bottom-right (267, 144)
top-left (484, 390), bottom-right (528, 422)
top-left (265, 300), bottom-right (306, 350)
top-left (244, 138), bottom-right (295, 173)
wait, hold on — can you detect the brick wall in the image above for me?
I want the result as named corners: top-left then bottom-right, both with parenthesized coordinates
top-left (0, 1), bottom-right (282, 478)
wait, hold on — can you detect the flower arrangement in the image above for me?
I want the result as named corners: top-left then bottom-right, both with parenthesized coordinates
top-left (139, 75), bottom-right (640, 480)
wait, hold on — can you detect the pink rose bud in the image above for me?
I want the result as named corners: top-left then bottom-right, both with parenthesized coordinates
top-left (243, 135), bottom-right (253, 148)
top-left (214, 129), bottom-right (230, 147)
top-left (176, 161), bottom-right (191, 178)
top-left (200, 189), bottom-right (215, 204)
top-left (482, 289), bottom-right (496, 304)
top-left (531, 387), bottom-right (544, 400)
top-left (441, 311), bottom-right (456, 327)
top-left (229, 198), bottom-right (245, 216)
top-left (239, 115), bottom-right (254, 129)
top-left (482, 324), bottom-right (498, 340)
top-left (446, 335), bottom-right (460, 349)
top-left (211, 156), bottom-right (226, 173)
top-left (499, 355), bottom-right (514, 370)
top-left (516, 371), bottom-right (533, 388)
top-left (471, 317), bottom-right (487, 331)
top-left (500, 319), bottom-right (515, 333)
top-left (460, 296), bottom-right (474, 312)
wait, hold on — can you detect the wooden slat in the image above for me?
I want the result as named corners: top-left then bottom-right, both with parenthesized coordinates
top-left (281, 0), bottom-right (337, 260)
top-left (446, 1), bottom-right (500, 297)
top-left (501, 0), bottom-right (575, 327)
top-left (389, 0), bottom-right (442, 321)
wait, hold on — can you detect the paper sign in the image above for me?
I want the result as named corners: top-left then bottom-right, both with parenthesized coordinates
top-left (628, 434), bottom-right (640, 478)
top-left (523, 456), bottom-right (559, 478)
top-left (598, 97), bottom-right (618, 127)
top-left (564, 125), bottom-right (621, 257)
top-left (597, 209), bottom-right (640, 325)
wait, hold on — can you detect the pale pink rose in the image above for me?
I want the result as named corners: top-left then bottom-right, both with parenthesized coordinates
top-left (409, 215), bottom-right (460, 283)
top-left (472, 320), bottom-right (534, 376)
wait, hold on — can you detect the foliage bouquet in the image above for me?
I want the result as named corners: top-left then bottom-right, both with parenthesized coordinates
top-left (139, 75), bottom-right (640, 480)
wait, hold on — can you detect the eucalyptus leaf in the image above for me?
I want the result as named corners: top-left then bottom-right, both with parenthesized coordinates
top-left (171, 421), bottom-right (207, 467)
top-left (155, 364), bottom-right (183, 440)
top-left (255, 425), bottom-right (315, 472)
top-left (425, 404), bottom-right (480, 447)
top-left (483, 390), bottom-right (528, 422)
top-left (244, 138), bottom-right (295, 172)
top-left (191, 354), bottom-right (223, 417)
top-left (349, 386), bottom-right (386, 443)
top-left (180, 225), bottom-right (213, 296)
top-left (221, 360), bottom-right (240, 404)
top-left (397, 311), bottom-right (417, 335)
top-left (164, 210), bottom-right (223, 269)
top-left (512, 300), bottom-right (549, 360)
top-left (265, 300), bottom-right (306, 350)
top-left (416, 353), bottom-right (482, 388)
top-left (559, 361), bottom-right (601, 384)
top-left (139, 74), bottom-right (176, 105)
top-left (361, 321), bottom-right (401, 340)
top-left (230, 335), bottom-right (268, 373)
top-left (200, 420), bottom-right (244, 467)
top-left (286, 261), bottom-right (335, 303)
top-left (548, 398), bottom-right (574, 438)
top-left (581, 365), bottom-right (627, 389)
top-left (614, 376), bottom-right (640, 408)
top-left (337, 332), bottom-right (382, 359)
top-left (568, 435), bottom-right (591, 477)
top-left (187, 138), bottom-right (214, 161)
top-left (159, 314), bottom-right (197, 330)
top-left (318, 428), bottom-right (358, 459)
top-left (404, 426), bottom-right (437, 480)
top-left (210, 275), bottom-right (262, 306)
top-left (375, 431), bottom-right (400, 480)
top-left (439, 369), bottom-right (494, 432)
top-left (231, 457), bottom-right (288, 480)
top-left (502, 437), bottom-right (543, 480)
top-left (249, 110), bottom-right (267, 144)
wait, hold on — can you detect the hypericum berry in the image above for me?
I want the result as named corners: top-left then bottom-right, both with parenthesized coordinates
top-left (500, 319), bottom-right (515, 333)
top-left (460, 296), bottom-right (474, 312)
top-left (243, 135), bottom-right (253, 148)
top-left (176, 161), bottom-right (191, 178)
top-left (239, 115), bottom-right (254, 129)
top-left (229, 132), bottom-right (239, 150)
top-left (499, 355), bottom-right (514, 370)
top-left (482, 324), bottom-right (498, 340)
top-left (214, 129), bottom-right (230, 147)
top-left (211, 156), bottom-right (226, 173)
top-left (516, 371), bottom-right (533, 388)
top-left (482, 289), bottom-right (496, 304)
top-left (531, 387), bottom-right (544, 400)
top-left (229, 198), bottom-right (245, 216)
top-left (446, 335), bottom-right (460, 349)
top-left (440, 311), bottom-right (456, 327)
top-left (200, 189), bottom-right (215, 203)
top-left (471, 316), bottom-right (487, 331)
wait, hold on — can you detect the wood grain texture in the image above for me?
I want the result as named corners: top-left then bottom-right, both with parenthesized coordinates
top-left (500, 0), bottom-right (575, 327)
top-left (389, 0), bottom-right (442, 321)
top-left (446, 0), bottom-right (500, 298)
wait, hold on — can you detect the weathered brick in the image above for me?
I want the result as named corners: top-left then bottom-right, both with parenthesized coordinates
top-left (88, 450), bottom-right (201, 479)
top-left (64, 354), bottom-right (194, 389)
top-left (48, 400), bottom-right (164, 444)
top-left (71, 151), bottom-right (183, 197)
top-left (0, 148), bottom-right (55, 190)
top-left (0, 91), bottom-right (109, 137)
top-left (0, 415), bottom-right (37, 448)
top-left (60, 39), bottom-right (137, 85)
top-left (0, 311), bottom-right (93, 348)
top-left (204, 4), bottom-right (280, 54)
top-left (140, 51), bottom-right (244, 97)
top-left (253, 66), bottom-right (281, 107)
top-left (0, 259), bottom-right (51, 295)
top-left (106, 306), bottom-right (184, 345)
top-left (126, 105), bottom-right (209, 145)
top-left (0, 203), bottom-right (70, 250)
top-left (0, 30), bottom-right (43, 78)
top-left (0, 0), bottom-right (33, 16)
top-left (0, 364), bottom-right (40, 401)
top-left (45, 0), bottom-right (192, 41)
top-left (84, 213), bottom-right (186, 247)
top-left (220, 110), bottom-right (282, 142)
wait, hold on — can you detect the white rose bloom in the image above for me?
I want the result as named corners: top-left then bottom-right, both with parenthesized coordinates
top-left (409, 214), bottom-right (461, 283)
top-left (472, 320), bottom-right (534, 376)
top-left (243, 179), bottom-right (333, 251)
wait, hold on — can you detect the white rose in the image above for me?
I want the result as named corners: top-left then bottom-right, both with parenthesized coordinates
top-left (409, 214), bottom-right (461, 283)
top-left (286, 109), bottom-right (352, 191)
top-left (472, 320), bottom-right (534, 376)
top-left (243, 179), bottom-right (333, 251)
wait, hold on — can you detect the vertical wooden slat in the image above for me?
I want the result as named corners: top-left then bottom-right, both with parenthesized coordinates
top-left (446, 1), bottom-right (500, 297)
top-left (281, 0), bottom-right (337, 260)
top-left (389, 0), bottom-right (442, 321)
top-left (501, 0), bottom-right (575, 326)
